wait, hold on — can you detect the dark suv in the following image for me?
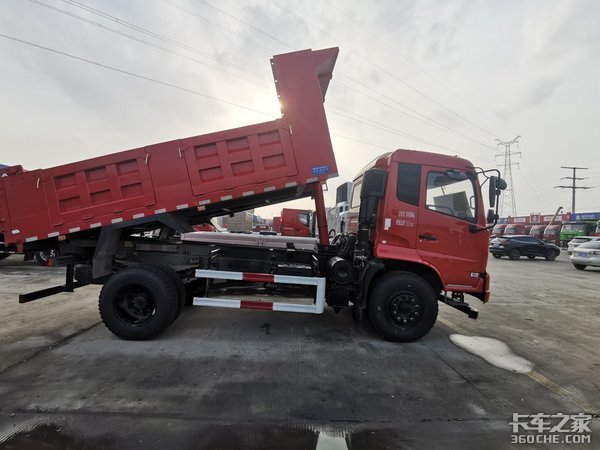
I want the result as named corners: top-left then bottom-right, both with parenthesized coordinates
top-left (489, 235), bottom-right (561, 261)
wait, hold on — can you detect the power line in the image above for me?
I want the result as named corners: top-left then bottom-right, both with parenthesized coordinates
top-left (0, 32), bottom-right (272, 117)
top-left (270, 0), bottom-right (500, 141)
top-left (322, 0), bottom-right (506, 135)
top-left (554, 166), bottom-right (593, 213)
top-left (193, 0), bottom-right (295, 50)
top-left (336, 75), bottom-right (497, 151)
top-left (158, 0), bottom-right (276, 55)
top-left (60, 0), bottom-right (262, 78)
top-left (27, 0), bottom-right (272, 90)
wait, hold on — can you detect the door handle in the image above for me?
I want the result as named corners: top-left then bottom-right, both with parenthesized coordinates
top-left (419, 233), bottom-right (437, 241)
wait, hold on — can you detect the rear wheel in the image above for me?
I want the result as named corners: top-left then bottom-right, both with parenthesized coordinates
top-left (145, 264), bottom-right (186, 322)
top-left (545, 250), bottom-right (558, 261)
top-left (492, 254), bottom-right (501, 259)
top-left (508, 249), bottom-right (521, 260)
top-left (572, 264), bottom-right (586, 271)
top-left (368, 272), bottom-right (438, 342)
top-left (35, 250), bottom-right (56, 266)
top-left (99, 266), bottom-right (179, 340)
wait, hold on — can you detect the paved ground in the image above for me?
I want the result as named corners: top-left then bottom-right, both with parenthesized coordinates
top-left (0, 252), bottom-right (598, 449)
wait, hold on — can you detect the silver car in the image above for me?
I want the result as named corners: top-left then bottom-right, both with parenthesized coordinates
top-left (570, 241), bottom-right (600, 270)
top-left (567, 236), bottom-right (600, 255)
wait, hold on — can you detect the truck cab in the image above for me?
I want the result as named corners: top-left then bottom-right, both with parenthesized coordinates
top-left (280, 208), bottom-right (312, 237)
top-left (346, 150), bottom-right (492, 307)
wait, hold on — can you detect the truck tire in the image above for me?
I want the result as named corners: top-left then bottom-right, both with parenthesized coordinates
top-left (368, 271), bottom-right (438, 342)
top-left (142, 264), bottom-right (186, 322)
top-left (99, 266), bottom-right (179, 340)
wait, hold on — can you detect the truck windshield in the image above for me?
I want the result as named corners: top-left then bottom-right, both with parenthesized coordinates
top-left (350, 181), bottom-right (362, 208)
top-left (425, 171), bottom-right (477, 222)
top-left (562, 223), bottom-right (586, 232)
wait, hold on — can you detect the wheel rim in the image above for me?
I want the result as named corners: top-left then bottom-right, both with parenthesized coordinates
top-left (114, 285), bottom-right (156, 325)
top-left (510, 250), bottom-right (519, 259)
top-left (388, 292), bottom-right (423, 328)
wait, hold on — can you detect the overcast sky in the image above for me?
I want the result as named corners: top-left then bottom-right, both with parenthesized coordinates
top-left (1, 0), bottom-right (599, 219)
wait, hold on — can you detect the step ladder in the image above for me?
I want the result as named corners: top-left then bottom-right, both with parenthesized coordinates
top-left (193, 269), bottom-right (326, 314)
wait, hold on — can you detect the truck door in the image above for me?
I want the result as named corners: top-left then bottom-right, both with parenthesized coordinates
top-left (416, 166), bottom-right (487, 289)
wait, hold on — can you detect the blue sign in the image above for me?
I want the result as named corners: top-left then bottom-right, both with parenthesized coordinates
top-left (311, 165), bottom-right (330, 176)
top-left (569, 212), bottom-right (600, 221)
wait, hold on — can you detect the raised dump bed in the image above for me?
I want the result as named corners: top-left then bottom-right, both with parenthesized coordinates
top-left (0, 48), bottom-right (339, 253)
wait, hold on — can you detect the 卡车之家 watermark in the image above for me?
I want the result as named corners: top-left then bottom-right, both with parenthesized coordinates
top-left (510, 413), bottom-right (592, 445)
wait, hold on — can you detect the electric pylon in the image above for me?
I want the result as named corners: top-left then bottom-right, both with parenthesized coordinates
top-left (495, 135), bottom-right (521, 217)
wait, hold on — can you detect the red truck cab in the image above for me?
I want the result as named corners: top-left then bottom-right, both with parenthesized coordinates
top-left (347, 149), bottom-right (492, 303)
top-left (280, 208), bottom-right (312, 237)
top-left (529, 224), bottom-right (546, 240)
top-left (503, 223), bottom-right (531, 236)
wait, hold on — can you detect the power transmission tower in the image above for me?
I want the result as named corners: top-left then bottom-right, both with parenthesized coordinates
top-left (495, 135), bottom-right (521, 217)
top-left (554, 166), bottom-right (592, 213)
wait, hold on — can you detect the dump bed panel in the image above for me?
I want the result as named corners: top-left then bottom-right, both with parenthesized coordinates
top-left (0, 48), bottom-right (339, 249)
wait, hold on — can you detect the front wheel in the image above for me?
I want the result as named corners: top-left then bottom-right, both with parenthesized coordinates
top-left (545, 250), bottom-right (558, 261)
top-left (508, 249), bottom-right (521, 260)
top-left (368, 272), bottom-right (438, 342)
top-left (492, 254), bottom-right (501, 259)
top-left (572, 264), bottom-right (586, 271)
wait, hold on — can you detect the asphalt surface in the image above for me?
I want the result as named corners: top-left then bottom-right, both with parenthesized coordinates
top-left (0, 252), bottom-right (598, 449)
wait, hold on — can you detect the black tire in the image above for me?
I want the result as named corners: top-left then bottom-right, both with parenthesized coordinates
top-left (0, 253), bottom-right (10, 260)
top-left (508, 249), bottom-right (521, 260)
top-left (368, 271), bottom-right (438, 342)
top-left (573, 264), bottom-right (586, 271)
top-left (143, 264), bottom-right (186, 322)
top-left (492, 254), bottom-right (501, 259)
top-left (99, 266), bottom-right (179, 340)
top-left (545, 250), bottom-right (558, 261)
top-left (527, 256), bottom-right (536, 260)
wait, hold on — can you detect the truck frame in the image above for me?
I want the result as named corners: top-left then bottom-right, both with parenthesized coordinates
top-left (0, 47), bottom-right (505, 342)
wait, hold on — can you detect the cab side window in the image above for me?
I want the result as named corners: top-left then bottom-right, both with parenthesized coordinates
top-left (396, 163), bottom-right (421, 206)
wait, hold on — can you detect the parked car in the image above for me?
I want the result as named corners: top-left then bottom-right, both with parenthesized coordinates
top-left (570, 241), bottom-right (600, 270)
top-left (489, 235), bottom-right (561, 261)
top-left (566, 236), bottom-right (600, 255)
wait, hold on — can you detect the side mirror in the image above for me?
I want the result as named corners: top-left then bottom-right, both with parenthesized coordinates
top-left (488, 176), bottom-right (507, 208)
top-left (487, 209), bottom-right (497, 224)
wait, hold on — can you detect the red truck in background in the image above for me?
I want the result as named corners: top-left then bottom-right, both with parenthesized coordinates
top-left (271, 216), bottom-right (281, 233)
top-left (280, 208), bottom-right (312, 237)
top-left (503, 223), bottom-right (533, 236)
top-left (0, 47), bottom-right (506, 343)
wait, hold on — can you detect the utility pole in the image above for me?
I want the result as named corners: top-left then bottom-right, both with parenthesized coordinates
top-left (554, 166), bottom-right (592, 213)
top-left (495, 135), bottom-right (521, 217)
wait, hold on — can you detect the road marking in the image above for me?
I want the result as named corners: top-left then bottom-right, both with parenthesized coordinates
top-left (527, 370), bottom-right (598, 413)
top-left (438, 316), bottom-right (599, 414)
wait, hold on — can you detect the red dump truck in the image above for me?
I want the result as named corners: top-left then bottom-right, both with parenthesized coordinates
top-left (0, 47), bottom-right (505, 342)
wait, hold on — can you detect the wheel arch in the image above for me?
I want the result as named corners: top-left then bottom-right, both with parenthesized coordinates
top-left (359, 259), bottom-right (444, 308)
